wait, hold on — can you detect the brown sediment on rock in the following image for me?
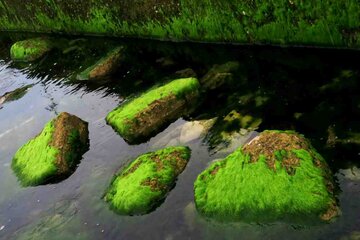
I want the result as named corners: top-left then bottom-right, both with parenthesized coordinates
top-left (141, 177), bottom-right (168, 191)
top-left (125, 92), bottom-right (198, 142)
top-left (50, 112), bottom-right (89, 174)
top-left (122, 160), bottom-right (143, 177)
top-left (320, 202), bottom-right (340, 221)
top-left (88, 47), bottom-right (124, 79)
top-left (243, 131), bottom-right (309, 174)
top-left (210, 165), bottom-right (220, 176)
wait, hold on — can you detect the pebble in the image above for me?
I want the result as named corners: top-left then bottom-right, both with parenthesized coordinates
top-left (0, 225), bottom-right (4, 231)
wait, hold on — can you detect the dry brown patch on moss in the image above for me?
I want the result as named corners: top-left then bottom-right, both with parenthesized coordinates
top-left (320, 202), bottom-right (339, 221)
top-left (243, 132), bottom-right (310, 174)
top-left (50, 112), bottom-right (88, 174)
top-left (122, 160), bottom-right (143, 177)
top-left (141, 178), bottom-right (168, 192)
top-left (126, 92), bottom-right (198, 142)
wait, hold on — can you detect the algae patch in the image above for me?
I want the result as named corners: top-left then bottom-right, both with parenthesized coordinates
top-left (194, 130), bottom-right (338, 223)
top-left (10, 38), bottom-right (53, 62)
top-left (104, 146), bottom-right (191, 215)
top-left (106, 77), bottom-right (201, 143)
top-left (12, 112), bottom-right (89, 186)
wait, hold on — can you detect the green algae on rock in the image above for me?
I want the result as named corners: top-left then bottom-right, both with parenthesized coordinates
top-left (10, 38), bottom-right (53, 62)
top-left (106, 77), bottom-right (201, 143)
top-left (194, 130), bottom-right (338, 223)
top-left (104, 146), bottom-right (191, 215)
top-left (200, 61), bottom-right (240, 90)
top-left (76, 46), bottom-right (125, 80)
top-left (0, 84), bottom-right (33, 106)
top-left (12, 112), bottom-right (89, 186)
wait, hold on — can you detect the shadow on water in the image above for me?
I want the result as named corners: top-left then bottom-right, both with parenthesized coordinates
top-left (0, 32), bottom-right (360, 239)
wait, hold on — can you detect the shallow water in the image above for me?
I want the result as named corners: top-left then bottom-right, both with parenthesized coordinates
top-left (0, 35), bottom-right (359, 240)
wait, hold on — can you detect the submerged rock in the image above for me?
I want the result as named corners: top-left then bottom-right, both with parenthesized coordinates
top-left (104, 146), bottom-right (191, 215)
top-left (194, 130), bottom-right (338, 222)
top-left (10, 38), bottom-right (53, 62)
top-left (0, 84), bottom-right (33, 106)
top-left (205, 110), bottom-right (262, 153)
top-left (76, 46), bottom-right (124, 80)
top-left (200, 61), bottom-right (240, 90)
top-left (106, 77), bottom-right (201, 144)
top-left (12, 112), bottom-right (89, 186)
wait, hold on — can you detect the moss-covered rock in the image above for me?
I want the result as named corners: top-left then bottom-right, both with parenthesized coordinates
top-left (0, 84), bottom-right (33, 106)
top-left (10, 38), bottom-right (53, 62)
top-left (104, 146), bottom-right (191, 215)
top-left (106, 77), bottom-right (201, 143)
top-left (200, 61), bottom-right (240, 90)
top-left (76, 46), bottom-right (124, 80)
top-left (12, 112), bottom-right (89, 186)
top-left (194, 130), bottom-right (338, 222)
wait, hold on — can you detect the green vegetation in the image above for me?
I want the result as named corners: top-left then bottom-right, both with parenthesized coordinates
top-left (76, 46), bottom-right (125, 80)
top-left (194, 130), bottom-right (337, 222)
top-left (10, 38), bottom-right (53, 62)
top-left (12, 120), bottom-right (59, 186)
top-left (12, 112), bottom-right (89, 186)
top-left (104, 146), bottom-right (191, 215)
top-left (0, 1), bottom-right (360, 48)
top-left (106, 77), bottom-right (200, 143)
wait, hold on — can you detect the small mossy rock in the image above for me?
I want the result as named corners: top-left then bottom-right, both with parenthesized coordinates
top-left (194, 130), bottom-right (338, 223)
top-left (200, 61), bottom-right (240, 90)
top-left (76, 46), bottom-right (124, 80)
top-left (106, 77), bottom-right (201, 144)
top-left (10, 38), bottom-right (53, 62)
top-left (0, 84), bottom-right (33, 106)
top-left (104, 146), bottom-right (191, 215)
top-left (12, 112), bottom-right (89, 186)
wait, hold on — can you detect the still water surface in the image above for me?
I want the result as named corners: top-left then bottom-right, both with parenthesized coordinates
top-left (0, 36), bottom-right (359, 239)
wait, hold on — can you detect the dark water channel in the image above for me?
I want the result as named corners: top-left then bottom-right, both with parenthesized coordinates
top-left (0, 34), bottom-right (359, 240)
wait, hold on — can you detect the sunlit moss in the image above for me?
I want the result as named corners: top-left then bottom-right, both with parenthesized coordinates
top-left (106, 77), bottom-right (200, 143)
top-left (10, 38), bottom-right (53, 62)
top-left (194, 130), bottom-right (337, 222)
top-left (104, 146), bottom-right (191, 215)
top-left (12, 120), bottom-right (59, 186)
top-left (11, 113), bottom-right (89, 187)
top-left (0, 1), bottom-right (359, 47)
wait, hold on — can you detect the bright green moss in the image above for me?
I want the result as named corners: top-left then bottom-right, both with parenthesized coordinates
top-left (12, 120), bottom-right (59, 186)
top-left (194, 131), bottom-right (336, 222)
top-left (76, 46), bottom-right (124, 80)
top-left (10, 38), bottom-right (53, 62)
top-left (11, 112), bottom-right (89, 187)
top-left (0, 1), bottom-right (360, 48)
top-left (104, 146), bottom-right (191, 215)
top-left (106, 77), bottom-right (200, 141)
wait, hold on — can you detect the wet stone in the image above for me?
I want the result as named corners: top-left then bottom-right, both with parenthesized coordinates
top-left (194, 130), bottom-right (338, 223)
top-left (104, 146), bottom-right (191, 215)
top-left (12, 112), bottom-right (89, 186)
top-left (76, 46), bottom-right (125, 80)
top-left (10, 38), bottom-right (53, 62)
top-left (106, 77), bottom-right (201, 144)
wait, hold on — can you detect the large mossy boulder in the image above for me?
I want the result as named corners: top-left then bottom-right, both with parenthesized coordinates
top-left (106, 77), bottom-right (201, 143)
top-left (194, 130), bottom-right (338, 222)
top-left (12, 112), bottom-right (89, 186)
top-left (10, 38), bottom-right (53, 62)
top-left (76, 46), bottom-right (124, 80)
top-left (104, 146), bottom-right (191, 215)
